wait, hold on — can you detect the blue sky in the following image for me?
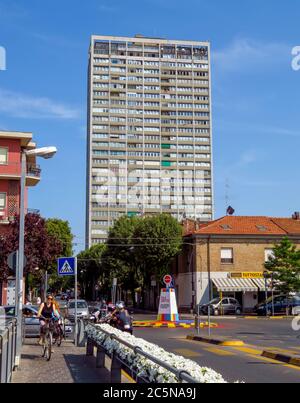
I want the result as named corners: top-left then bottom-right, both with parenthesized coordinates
top-left (0, 0), bottom-right (299, 252)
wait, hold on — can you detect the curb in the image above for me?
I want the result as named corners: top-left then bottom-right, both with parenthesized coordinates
top-left (262, 351), bottom-right (300, 366)
top-left (187, 334), bottom-right (244, 346)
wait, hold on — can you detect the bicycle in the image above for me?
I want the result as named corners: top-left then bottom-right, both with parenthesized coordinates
top-left (52, 317), bottom-right (64, 347)
top-left (40, 317), bottom-right (55, 361)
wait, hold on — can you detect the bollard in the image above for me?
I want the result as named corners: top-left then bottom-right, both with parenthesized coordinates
top-left (96, 345), bottom-right (105, 368)
top-left (110, 352), bottom-right (122, 383)
top-left (86, 338), bottom-right (94, 356)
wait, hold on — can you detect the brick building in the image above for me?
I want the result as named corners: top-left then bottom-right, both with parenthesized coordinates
top-left (0, 130), bottom-right (41, 305)
top-left (174, 215), bottom-right (300, 312)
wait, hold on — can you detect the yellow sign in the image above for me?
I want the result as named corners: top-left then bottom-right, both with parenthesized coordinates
top-left (230, 272), bottom-right (264, 279)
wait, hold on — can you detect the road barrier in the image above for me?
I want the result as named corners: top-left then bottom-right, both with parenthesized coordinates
top-left (86, 324), bottom-right (200, 383)
top-left (0, 319), bottom-right (17, 383)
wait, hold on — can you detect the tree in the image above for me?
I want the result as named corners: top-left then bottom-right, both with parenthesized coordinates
top-left (77, 243), bottom-right (106, 300)
top-left (103, 214), bottom-right (183, 306)
top-left (103, 216), bottom-right (141, 305)
top-left (45, 218), bottom-right (74, 291)
top-left (265, 237), bottom-right (300, 308)
top-left (0, 213), bottom-right (62, 281)
top-left (0, 213), bottom-right (63, 302)
top-left (134, 214), bottom-right (183, 281)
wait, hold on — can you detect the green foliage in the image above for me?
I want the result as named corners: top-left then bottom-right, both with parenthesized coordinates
top-left (45, 218), bottom-right (74, 291)
top-left (134, 214), bottom-right (183, 280)
top-left (104, 214), bottom-right (183, 293)
top-left (46, 218), bottom-right (73, 257)
top-left (264, 237), bottom-right (300, 294)
top-left (77, 243), bottom-right (106, 299)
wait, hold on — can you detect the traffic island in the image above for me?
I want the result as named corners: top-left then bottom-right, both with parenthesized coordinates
top-left (187, 334), bottom-right (244, 346)
top-left (262, 351), bottom-right (300, 366)
top-left (133, 320), bottom-right (219, 329)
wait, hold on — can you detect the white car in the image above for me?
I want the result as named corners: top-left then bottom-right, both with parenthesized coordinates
top-left (67, 299), bottom-right (89, 321)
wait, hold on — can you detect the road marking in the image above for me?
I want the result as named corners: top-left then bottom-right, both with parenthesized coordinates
top-left (232, 346), bottom-right (262, 355)
top-left (173, 348), bottom-right (202, 357)
top-left (204, 347), bottom-right (235, 356)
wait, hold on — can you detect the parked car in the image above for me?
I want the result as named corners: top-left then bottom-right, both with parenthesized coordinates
top-left (67, 299), bottom-right (89, 321)
top-left (254, 295), bottom-right (300, 316)
top-left (0, 305), bottom-right (72, 337)
top-left (199, 297), bottom-right (242, 316)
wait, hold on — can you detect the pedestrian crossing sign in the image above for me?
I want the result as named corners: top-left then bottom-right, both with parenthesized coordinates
top-left (58, 257), bottom-right (76, 276)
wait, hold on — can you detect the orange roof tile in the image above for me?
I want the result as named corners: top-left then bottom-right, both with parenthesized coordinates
top-left (188, 216), bottom-right (299, 236)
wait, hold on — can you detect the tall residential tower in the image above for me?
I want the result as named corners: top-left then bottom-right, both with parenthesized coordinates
top-left (86, 35), bottom-right (213, 246)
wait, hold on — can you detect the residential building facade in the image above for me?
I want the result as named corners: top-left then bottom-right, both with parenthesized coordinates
top-left (0, 130), bottom-right (41, 305)
top-left (86, 35), bottom-right (213, 246)
top-left (174, 215), bottom-right (300, 312)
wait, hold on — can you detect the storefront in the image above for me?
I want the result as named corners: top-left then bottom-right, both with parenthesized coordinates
top-left (211, 273), bottom-right (272, 312)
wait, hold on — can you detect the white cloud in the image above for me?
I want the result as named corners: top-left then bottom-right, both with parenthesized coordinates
top-left (0, 88), bottom-right (81, 120)
top-left (212, 38), bottom-right (291, 73)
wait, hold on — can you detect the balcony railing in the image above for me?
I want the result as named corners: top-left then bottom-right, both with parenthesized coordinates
top-left (26, 163), bottom-right (41, 178)
top-left (0, 162), bottom-right (41, 178)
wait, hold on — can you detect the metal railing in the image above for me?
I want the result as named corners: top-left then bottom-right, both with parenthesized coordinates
top-left (0, 162), bottom-right (41, 178)
top-left (0, 319), bottom-right (17, 383)
top-left (85, 324), bottom-right (199, 383)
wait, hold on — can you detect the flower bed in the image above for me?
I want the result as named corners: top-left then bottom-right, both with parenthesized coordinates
top-left (85, 323), bottom-right (228, 383)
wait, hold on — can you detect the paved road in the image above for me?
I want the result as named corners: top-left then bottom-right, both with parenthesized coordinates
top-left (133, 315), bottom-right (300, 383)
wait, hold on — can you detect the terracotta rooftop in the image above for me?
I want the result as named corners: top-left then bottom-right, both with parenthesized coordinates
top-left (185, 216), bottom-right (300, 236)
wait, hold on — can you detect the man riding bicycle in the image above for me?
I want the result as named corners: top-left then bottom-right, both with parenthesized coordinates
top-left (37, 294), bottom-right (60, 345)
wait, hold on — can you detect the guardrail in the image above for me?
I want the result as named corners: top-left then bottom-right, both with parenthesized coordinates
top-left (85, 324), bottom-right (199, 383)
top-left (0, 319), bottom-right (17, 383)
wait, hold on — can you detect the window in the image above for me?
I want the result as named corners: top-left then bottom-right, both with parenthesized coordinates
top-left (265, 249), bottom-right (274, 262)
top-left (0, 147), bottom-right (8, 164)
top-left (221, 248), bottom-right (233, 264)
top-left (0, 193), bottom-right (6, 210)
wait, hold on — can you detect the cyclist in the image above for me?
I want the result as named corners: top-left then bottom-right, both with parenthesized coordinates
top-left (37, 294), bottom-right (60, 345)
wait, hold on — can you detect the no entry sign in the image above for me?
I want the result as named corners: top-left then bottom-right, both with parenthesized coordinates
top-left (163, 274), bottom-right (172, 287)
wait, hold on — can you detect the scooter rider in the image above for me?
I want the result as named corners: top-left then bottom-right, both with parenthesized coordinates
top-left (111, 301), bottom-right (132, 333)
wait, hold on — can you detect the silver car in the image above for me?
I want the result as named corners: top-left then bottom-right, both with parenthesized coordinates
top-left (0, 305), bottom-right (72, 337)
top-left (67, 299), bottom-right (89, 321)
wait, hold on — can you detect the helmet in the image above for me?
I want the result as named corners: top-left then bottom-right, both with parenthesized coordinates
top-left (115, 301), bottom-right (125, 310)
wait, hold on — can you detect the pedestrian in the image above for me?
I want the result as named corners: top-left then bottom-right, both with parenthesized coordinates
top-left (36, 296), bottom-right (41, 305)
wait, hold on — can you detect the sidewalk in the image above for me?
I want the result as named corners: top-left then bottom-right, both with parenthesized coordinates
top-left (11, 339), bottom-right (131, 383)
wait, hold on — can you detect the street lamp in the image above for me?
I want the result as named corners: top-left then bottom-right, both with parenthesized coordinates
top-left (15, 146), bottom-right (57, 367)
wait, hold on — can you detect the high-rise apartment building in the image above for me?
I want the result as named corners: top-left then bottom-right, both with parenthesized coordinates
top-left (86, 35), bottom-right (213, 246)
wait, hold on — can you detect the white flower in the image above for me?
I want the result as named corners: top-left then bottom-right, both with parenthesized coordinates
top-left (85, 324), bottom-right (233, 383)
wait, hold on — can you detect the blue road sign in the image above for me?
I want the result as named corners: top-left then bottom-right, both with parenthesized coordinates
top-left (57, 257), bottom-right (76, 276)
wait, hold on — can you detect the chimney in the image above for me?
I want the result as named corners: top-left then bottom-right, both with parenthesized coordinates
top-left (292, 212), bottom-right (300, 220)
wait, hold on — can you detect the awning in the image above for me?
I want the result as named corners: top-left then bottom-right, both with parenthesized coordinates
top-left (212, 278), bottom-right (258, 292)
top-left (251, 278), bottom-right (273, 291)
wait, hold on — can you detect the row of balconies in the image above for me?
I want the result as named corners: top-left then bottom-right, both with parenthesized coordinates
top-left (0, 162), bottom-right (41, 186)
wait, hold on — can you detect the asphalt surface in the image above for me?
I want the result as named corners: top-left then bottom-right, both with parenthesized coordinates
top-left (133, 315), bottom-right (300, 383)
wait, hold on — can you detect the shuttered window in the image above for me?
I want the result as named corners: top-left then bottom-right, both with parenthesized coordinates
top-left (220, 248), bottom-right (233, 264)
top-left (0, 147), bottom-right (8, 164)
top-left (0, 193), bottom-right (6, 210)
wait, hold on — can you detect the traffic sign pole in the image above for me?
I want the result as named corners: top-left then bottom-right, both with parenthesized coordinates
top-left (74, 257), bottom-right (78, 347)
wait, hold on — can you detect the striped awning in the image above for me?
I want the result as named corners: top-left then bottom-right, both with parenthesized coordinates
top-left (251, 278), bottom-right (273, 291)
top-left (212, 277), bottom-right (258, 292)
